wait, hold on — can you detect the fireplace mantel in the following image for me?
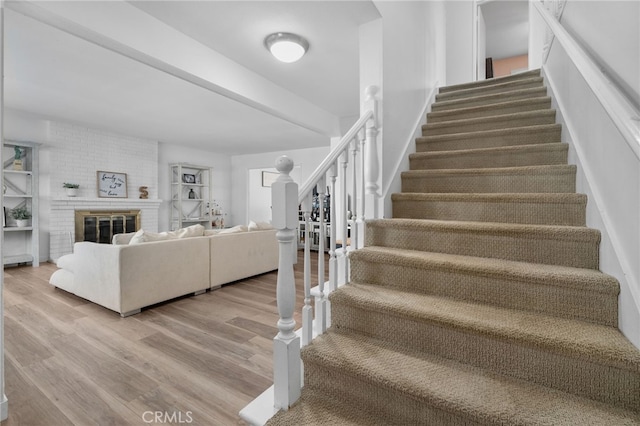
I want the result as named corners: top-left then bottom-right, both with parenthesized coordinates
top-left (51, 197), bottom-right (162, 206)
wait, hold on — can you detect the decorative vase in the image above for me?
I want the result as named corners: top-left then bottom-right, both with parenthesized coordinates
top-left (16, 219), bottom-right (29, 228)
top-left (188, 189), bottom-right (196, 199)
top-left (65, 188), bottom-right (78, 197)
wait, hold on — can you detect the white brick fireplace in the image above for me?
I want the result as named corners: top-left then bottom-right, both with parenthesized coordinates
top-left (50, 198), bottom-right (162, 261)
top-left (46, 121), bottom-right (161, 261)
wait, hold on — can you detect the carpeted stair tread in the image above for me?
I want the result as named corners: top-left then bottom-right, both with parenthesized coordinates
top-left (331, 283), bottom-right (640, 373)
top-left (416, 123), bottom-right (562, 152)
top-left (266, 388), bottom-right (384, 426)
top-left (401, 164), bottom-right (576, 194)
top-left (365, 218), bottom-right (599, 269)
top-left (427, 97), bottom-right (552, 123)
top-left (438, 69), bottom-right (541, 94)
top-left (435, 77), bottom-right (544, 102)
top-left (391, 192), bottom-right (587, 226)
top-left (422, 109), bottom-right (556, 136)
top-left (350, 246), bottom-right (617, 325)
top-left (410, 143), bottom-right (568, 169)
top-left (432, 86), bottom-right (549, 112)
top-left (302, 331), bottom-right (640, 425)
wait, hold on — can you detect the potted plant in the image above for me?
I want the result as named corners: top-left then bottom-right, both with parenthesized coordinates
top-left (11, 206), bottom-right (31, 227)
top-left (63, 182), bottom-right (80, 197)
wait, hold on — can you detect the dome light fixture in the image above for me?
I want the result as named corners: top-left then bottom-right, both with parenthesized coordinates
top-left (264, 32), bottom-right (309, 63)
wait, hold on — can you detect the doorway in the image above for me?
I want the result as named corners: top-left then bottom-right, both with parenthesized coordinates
top-left (475, 0), bottom-right (530, 80)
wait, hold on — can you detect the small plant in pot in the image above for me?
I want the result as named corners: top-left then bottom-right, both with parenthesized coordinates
top-left (63, 182), bottom-right (80, 197)
top-left (11, 206), bottom-right (32, 227)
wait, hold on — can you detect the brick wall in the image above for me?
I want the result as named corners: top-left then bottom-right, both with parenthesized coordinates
top-left (48, 122), bottom-right (158, 199)
top-left (46, 122), bottom-right (161, 260)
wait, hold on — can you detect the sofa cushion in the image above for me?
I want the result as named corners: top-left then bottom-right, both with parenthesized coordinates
top-left (248, 220), bottom-right (274, 231)
top-left (112, 232), bottom-right (135, 245)
top-left (56, 254), bottom-right (75, 272)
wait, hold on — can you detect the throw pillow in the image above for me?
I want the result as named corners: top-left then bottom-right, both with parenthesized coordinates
top-left (248, 220), bottom-right (274, 231)
top-left (171, 224), bottom-right (205, 239)
top-left (56, 254), bottom-right (75, 272)
top-left (129, 229), bottom-right (146, 245)
top-left (112, 232), bottom-right (135, 245)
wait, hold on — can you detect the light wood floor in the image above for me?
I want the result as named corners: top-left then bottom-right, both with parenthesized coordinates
top-left (1, 251), bottom-right (326, 425)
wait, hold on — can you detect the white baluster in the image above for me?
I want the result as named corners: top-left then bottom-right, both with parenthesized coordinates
top-left (365, 85), bottom-right (380, 219)
top-left (314, 176), bottom-right (328, 335)
top-left (328, 163), bottom-right (338, 292)
top-left (350, 138), bottom-right (359, 251)
top-left (358, 128), bottom-right (366, 248)
top-left (271, 156), bottom-right (301, 410)
top-left (340, 149), bottom-right (349, 285)
top-left (301, 194), bottom-right (313, 347)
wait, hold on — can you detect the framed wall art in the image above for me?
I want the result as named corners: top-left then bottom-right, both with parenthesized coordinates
top-left (97, 171), bottom-right (128, 198)
top-left (182, 173), bottom-right (197, 184)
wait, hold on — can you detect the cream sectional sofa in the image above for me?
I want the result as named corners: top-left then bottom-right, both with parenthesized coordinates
top-left (49, 224), bottom-right (279, 316)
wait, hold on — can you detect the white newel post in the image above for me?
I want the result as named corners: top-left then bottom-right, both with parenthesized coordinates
top-left (271, 156), bottom-right (301, 410)
top-left (364, 85), bottom-right (380, 220)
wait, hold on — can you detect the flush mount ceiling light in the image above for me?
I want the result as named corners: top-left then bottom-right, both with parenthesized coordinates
top-left (264, 32), bottom-right (309, 63)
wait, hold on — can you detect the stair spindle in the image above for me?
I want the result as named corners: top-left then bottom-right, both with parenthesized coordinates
top-left (301, 194), bottom-right (313, 347)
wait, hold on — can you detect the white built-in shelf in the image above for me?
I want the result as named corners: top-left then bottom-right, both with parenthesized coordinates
top-left (169, 163), bottom-right (213, 231)
top-left (4, 254), bottom-right (34, 265)
top-left (4, 170), bottom-right (32, 175)
top-left (3, 141), bottom-right (39, 267)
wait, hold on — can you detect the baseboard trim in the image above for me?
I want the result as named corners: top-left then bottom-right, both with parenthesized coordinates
top-left (239, 386), bottom-right (278, 426)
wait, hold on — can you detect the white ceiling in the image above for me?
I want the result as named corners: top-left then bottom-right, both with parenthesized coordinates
top-left (4, 1), bottom-right (380, 155)
top-left (481, 0), bottom-right (530, 59)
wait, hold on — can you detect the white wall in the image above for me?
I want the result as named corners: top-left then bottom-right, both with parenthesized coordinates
top-left (477, 5), bottom-right (487, 80)
top-left (560, 0), bottom-right (640, 108)
top-left (373, 0), bottom-right (446, 217)
top-left (445, 0), bottom-right (474, 86)
top-left (536, 3), bottom-right (640, 348)
top-left (157, 143), bottom-right (231, 232)
top-left (230, 146), bottom-right (330, 227)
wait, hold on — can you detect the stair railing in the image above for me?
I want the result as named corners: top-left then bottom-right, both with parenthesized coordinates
top-left (271, 85), bottom-right (380, 410)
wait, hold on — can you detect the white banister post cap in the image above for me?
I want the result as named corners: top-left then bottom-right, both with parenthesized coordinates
top-left (276, 156), bottom-right (294, 175)
top-left (272, 156), bottom-right (298, 230)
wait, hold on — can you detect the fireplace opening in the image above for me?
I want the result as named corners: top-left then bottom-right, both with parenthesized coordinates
top-left (75, 210), bottom-right (141, 243)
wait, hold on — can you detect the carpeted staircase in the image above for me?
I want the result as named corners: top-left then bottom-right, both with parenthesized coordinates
top-left (267, 70), bottom-right (640, 425)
